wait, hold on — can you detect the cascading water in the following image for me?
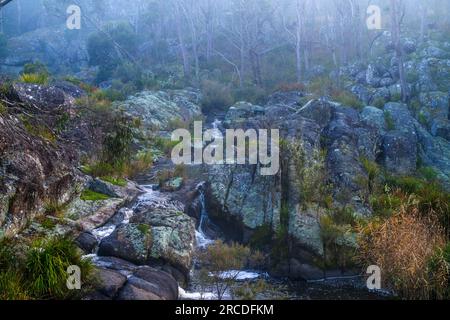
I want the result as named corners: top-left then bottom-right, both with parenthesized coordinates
top-left (195, 185), bottom-right (214, 248)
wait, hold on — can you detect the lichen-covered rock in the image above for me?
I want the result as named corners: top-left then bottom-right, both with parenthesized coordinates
top-left (381, 131), bottom-right (417, 175)
top-left (130, 208), bottom-right (196, 272)
top-left (224, 101), bottom-right (265, 126)
top-left (0, 115), bottom-right (84, 238)
top-left (361, 106), bottom-right (387, 133)
top-left (98, 223), bottom-right (153, 264)
top-left (419, 91), bottom-right (449, 131)
top-left (113, 90), bottom-right (202, 131)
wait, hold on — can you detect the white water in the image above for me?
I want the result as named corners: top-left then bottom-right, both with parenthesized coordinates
top-left (180, 185), bottom-right (267, 300)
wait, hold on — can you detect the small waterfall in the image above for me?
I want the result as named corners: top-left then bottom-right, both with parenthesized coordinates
top-left (195, 184), bottom-right (214, 248)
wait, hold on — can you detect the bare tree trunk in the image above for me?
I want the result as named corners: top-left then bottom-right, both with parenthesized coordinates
top-left (295, 0), bottom-right (302, 83)
top-left (419, 3), bottom-right (427, 43)
top-left (391, 0), bottom-right (408, 102)
top-left (16, 0), bottom-right (21, 34)
top-left (174, 2), bottom-right (190, 78)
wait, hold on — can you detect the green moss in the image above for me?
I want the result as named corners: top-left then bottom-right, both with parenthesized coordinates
top-left (80, 189), bottom-right (110, 201)
top-left (418, 112), bottom-right (429, 127)
top-left (137, 224), bottom-right (150, 235)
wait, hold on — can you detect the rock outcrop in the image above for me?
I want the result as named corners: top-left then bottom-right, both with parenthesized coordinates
top-left (113, 89), bottom-right (202, 131)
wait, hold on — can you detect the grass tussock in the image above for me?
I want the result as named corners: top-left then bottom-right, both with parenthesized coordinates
top-left (19, 73), bottom-right (49, 85)
top-left (357, 205), bottom-right (448, 299)
top-left (0, 236), bottom-right (94, 300)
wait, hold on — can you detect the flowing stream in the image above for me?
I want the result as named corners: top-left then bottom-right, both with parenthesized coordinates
top-left (84, 117), bottom-right (387, 300)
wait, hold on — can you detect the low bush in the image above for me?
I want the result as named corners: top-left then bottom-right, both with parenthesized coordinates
top-left (201, 79), bottom-right (234, 112)
top-left (333, 91), bottom-right (364, 110)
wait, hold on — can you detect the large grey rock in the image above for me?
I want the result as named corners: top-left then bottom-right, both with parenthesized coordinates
top-left (130, 208), bottom-right (196, 272)
top-left (419, 91), bottom-right (449, 131)
top-left (94, 268), bottom-right (127, 298)
top-left (117, 267), bottom-right (178, 300)
top-left (381, 131), bottom-right (417, 175)
top-left (98, 223), bottom-right (153, 264)
top-left (113, 90), bottom-right (202, 131)
top-left (75, 232), bottom-right (98, 253)
top-left (361, 106), bottom-right (387, 133)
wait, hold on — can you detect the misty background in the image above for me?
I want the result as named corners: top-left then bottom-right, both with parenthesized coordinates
top-left (0, 0), bottom-right (449, 104)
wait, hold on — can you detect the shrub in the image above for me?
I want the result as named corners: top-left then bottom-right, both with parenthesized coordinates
top-left (308, 77), bottom-right (334, 97)
top-left (360, 157), bottom-right (380, 195)
top-left (333, 91), bottom-right (364, 110)
top-left (357, 206), bottom-right (446, 299)
top-left (276, 82), bottom-right (306, 92)
top-left (249, 224), bottom-right (273, 250)
top-left (427, 243), bottom-right (450, 299)
top-left (87, 23), bottom-right (138, 83)
top-left (0, 236), bottom-right (94, 300)
top-left (19, 73), bottom-right (49, 85)
top-left (23, 61), bottom-right (49, 75)
top-left (232, 85), bottom-right (267, 105)
top-left (102, 111), bottom-right (136, 168)
top-left (372, 97), bottom-right (386, 109)
top-left (289, 141), bottom-right (331, 208)
top-left (197, 240), bottom-right (251, 300)
top-left (201, 79), bottom-right (234, 112)
top-left (319, 214), bottom-right (355, 269)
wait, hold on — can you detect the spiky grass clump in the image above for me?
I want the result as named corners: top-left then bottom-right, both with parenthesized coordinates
top-left (19, 73), bottom-right (49, 85)
top-left (0, 236), bottom-right (94, 300)
top-left (25, 236), bottom-right (93, 299)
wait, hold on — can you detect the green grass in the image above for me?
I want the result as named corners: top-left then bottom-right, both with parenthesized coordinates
top-left (20, 115), bottom-right (56, 143)
top-left (19, 73), bottom-right (49, 85)
top-left (80, 189), bottom-right (111, 201)
top-left (25, 236), bottom-right (93, 299)
top-left (41, 218), bottom-right (57, 230)
top-left (333, 91), bottom-right (364, 110)
top-left (44, 201), bottom-right (67, 218)
top-left (0, 236), bottom-right (94, 300)
top-left (101, 176), bottom-right (127, 187)
top-left (0, 101), bottom-right (7, 115)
